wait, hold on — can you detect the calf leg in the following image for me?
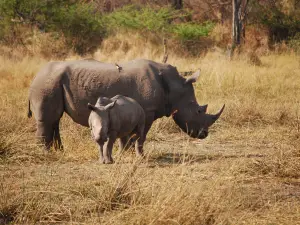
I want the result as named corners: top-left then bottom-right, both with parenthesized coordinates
top-left (118, 112), bottom-right (154, 152)
top-left (118, 136), bottom-right (127, 151)
top-left (98, 144), bottom-right (105, 163)
top-left (103, 133), bottom-right (117, 164)
top-left (118, 136), bottom-right (135, 151)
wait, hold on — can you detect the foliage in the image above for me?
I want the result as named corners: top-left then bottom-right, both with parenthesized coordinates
top-left (288, 33), bottom-right (300, 53)
top-left (105, 5), bottom-right (176, 32)
top-left (0, 0), bottom-right (106, 55)
top-left (0, 2), bottom-right (214, 53)
top-left (51, 3), bottom-right (106, 55)
top-left (249, 0), bottom-right (300, 42)
top-left (105, 5), bottom-right (214, 40)
top-left (172, 22), bottom-right (214, 40)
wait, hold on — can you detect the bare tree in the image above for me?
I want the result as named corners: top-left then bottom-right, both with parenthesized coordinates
top-left (173, 0), bottom-right (183, 9)
top-left (231, 0), bottom-right (249, 56)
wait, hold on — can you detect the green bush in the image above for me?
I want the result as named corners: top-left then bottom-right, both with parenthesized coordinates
top-left (0, 0), bottom-right (18, 43)
top-left (52, 3), bottom-right (106, 55)
top-left (172, 22), bottom-right (214, 40)
top-left (105, 5), bottom-right (176, 33)
top-left (0, 1), bottom-right (214, 54)
top-left (105, 5), bottom-right (214, 41)
top-left (0, 0), bottom-right (106, 55)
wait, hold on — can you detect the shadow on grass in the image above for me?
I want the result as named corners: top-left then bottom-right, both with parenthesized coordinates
top-left (0, 206), bottom-right (16, 225)
top-left (146, 152), bottom-right (266, 168)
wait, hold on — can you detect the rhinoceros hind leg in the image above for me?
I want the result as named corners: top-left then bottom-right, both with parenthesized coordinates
top-left (36, 121), bottom-right (54, 150)
top-left (53, 121), bottom-right (63, 151)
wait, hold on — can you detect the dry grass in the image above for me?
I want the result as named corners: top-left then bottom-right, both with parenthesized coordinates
top-left (1, 38), bottom-right (300, 224)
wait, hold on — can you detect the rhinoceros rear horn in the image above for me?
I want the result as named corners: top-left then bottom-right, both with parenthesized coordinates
top-left (208, 104), bottom-right (225, 126)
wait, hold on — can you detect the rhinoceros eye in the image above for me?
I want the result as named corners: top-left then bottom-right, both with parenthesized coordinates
top-left (197, 107), bottom-right (206, 114)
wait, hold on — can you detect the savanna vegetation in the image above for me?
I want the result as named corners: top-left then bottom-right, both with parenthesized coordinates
top-left (1, 0), bottom-right (300, 224)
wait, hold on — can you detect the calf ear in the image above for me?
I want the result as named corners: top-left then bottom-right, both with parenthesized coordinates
top-left (185, 70), bottom-right (200, 84)
top-left (105, 100), bottom-right (117, 110)
top-left (88, 103), bottom-right (97, 111)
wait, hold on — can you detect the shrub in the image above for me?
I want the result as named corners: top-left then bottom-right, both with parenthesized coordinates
top-left (250, 1), bottom-right (300, 43)
top-left (105, 5), bottom-right (214, 41)
top-left (172, 22), bottom-right (215, 40)
top-left (288, 33), bottom-right (300, 54)
top-left (52, 3), bottom-right (106, 55)
top-left (105, 5), bottom-right (176, 33)
top-left (0, 0), bottom-right (106, 55)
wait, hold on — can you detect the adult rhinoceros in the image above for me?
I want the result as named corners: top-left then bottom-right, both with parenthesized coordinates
top-left (28, 59), bottom-right (224, 149)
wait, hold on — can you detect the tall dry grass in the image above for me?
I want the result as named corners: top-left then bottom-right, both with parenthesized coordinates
top-left (1, 37), bottom-right (300, 224)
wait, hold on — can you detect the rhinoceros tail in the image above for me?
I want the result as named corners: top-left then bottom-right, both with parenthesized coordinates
top-left (27, 100), bottom-right (32, 118)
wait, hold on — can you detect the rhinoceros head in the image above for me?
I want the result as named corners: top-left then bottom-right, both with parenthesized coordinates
top-left (163, 68), bottom-right (225, 139)
top-left (87, 97), bottom-right (116, 144)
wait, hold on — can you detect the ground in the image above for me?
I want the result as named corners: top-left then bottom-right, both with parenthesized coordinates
top-left (0, 49), bottom-right (300, 224)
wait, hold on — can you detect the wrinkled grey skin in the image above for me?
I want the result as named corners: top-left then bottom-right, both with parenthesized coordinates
top-left (28, 59), bottom-right (224, 150)
top-left (88, 95), bottom-right (145, 164)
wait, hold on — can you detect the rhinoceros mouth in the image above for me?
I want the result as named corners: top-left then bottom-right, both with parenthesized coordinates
top-left (188, 129), bottom-right (208, 139)
top-left (175, 120), bottom-right (208, 139)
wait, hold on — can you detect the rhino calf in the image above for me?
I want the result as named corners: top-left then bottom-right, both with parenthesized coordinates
top-left (88, 95), bottom-right (145, 164)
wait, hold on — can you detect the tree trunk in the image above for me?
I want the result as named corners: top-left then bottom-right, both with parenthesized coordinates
top-left (230, 0), bottom-right (248, 58)
top-left (173, 0), bottom-right (183, 9)
top-left (232, 0), bottom-right (240, 46)
top-left (230, 0), bottom-right (239, 57)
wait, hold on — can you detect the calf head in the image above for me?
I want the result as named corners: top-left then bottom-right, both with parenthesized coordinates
top-left (164, 69), bottom-right (225, 139)
top-left (87, 98), bottom-right (117, 144)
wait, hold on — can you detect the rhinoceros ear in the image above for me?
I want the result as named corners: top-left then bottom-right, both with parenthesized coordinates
top-left (88, 103), bottom-right (97, 111)
top-left (105, 100), bottom-right (117, 110)
top-left (185, 70), bottom-right (200, 85)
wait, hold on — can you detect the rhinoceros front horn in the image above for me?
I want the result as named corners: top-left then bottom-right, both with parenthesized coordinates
top-left (208, 104), bottom-right (225, 126)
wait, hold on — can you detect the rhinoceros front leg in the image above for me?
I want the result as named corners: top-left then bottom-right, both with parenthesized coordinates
top-left (142, 112), bottom-right (155, 141)
top-left (135, 131), bottom-right (145, 157)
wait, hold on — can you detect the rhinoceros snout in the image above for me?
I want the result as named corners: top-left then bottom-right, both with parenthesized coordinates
top-left (198, 130), bottom-right (208, 139)
top-left (188, 129), bottom-right (208, 139)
